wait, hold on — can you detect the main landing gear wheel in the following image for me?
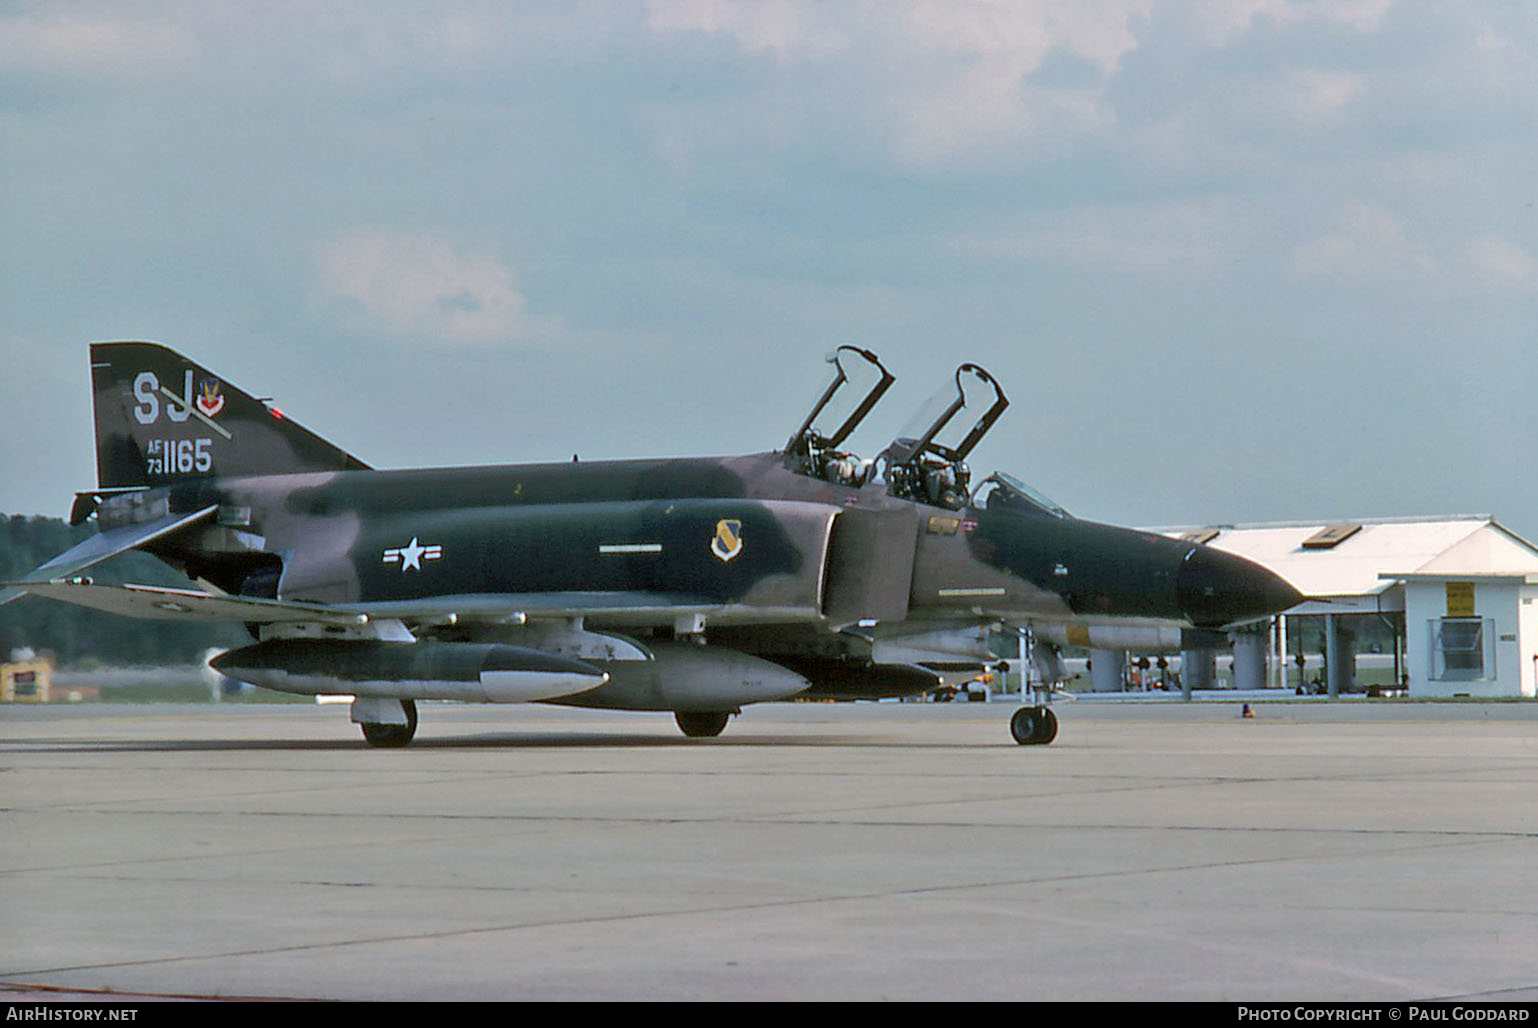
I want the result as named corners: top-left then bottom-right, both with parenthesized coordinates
top-left (674, 710), bottom-right (732, 738)
top-left (361, 699), bottom-right (418, 748)
top-left (1010, 705), bottom-right (1058, 746)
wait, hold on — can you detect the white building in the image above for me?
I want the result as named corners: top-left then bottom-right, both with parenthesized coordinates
top-left (1397, 571), bottom-right (1538, 698)
top-left (1158, 515), bottom-right (1538, 698)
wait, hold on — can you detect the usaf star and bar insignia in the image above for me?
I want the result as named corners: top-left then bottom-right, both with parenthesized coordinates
top-left (382, 537), bottom-right (443, 572)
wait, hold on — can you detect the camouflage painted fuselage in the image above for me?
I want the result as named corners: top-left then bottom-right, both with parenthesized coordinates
top-left (115, 448), bottom-right (1293, 696)
top-left (13, 341), bottom-right (1300, 720)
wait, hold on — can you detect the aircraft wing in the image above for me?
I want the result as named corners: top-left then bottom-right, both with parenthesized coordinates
top-left (4, 580), bottom-right (812, 633)
top-left (0, 505), bottom-right (218, 608)
top-left (9, 580), bottom-right (368, 626)
top-left (346, 592), bottom-right (795, 626)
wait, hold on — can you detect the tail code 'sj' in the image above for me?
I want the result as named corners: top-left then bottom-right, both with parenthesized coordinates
top-left (89, 341), bottom-right (370, 489)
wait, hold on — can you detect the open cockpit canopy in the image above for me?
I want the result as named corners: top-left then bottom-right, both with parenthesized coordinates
top-left (783, 352), bottom-right (1052, 516)
top-left (883, 363), bottom-right (1008, 467)
top-left (783, 345), bottom-right (895, 486)
top-left (881, 363), bottom-right (1009, 509)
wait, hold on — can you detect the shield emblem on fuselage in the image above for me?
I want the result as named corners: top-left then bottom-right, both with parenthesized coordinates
top-left (711, 519), bottom-right (743, 563)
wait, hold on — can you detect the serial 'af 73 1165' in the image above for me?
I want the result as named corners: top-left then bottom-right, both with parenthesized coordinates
top-left (3, 343), bottom-right (1302, 746)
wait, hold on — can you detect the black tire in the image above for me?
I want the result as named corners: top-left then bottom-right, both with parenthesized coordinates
top-left (1036, 706), bottom-right (1058, 745)
top-left (1010, 705), bottom-right (1057, 746)
top-left (675, 710), bottom-right (731, 738)
top-left (1010, 706), bottom-right (1039, 745)
top-left (361, 699), bottom-right (418, 748)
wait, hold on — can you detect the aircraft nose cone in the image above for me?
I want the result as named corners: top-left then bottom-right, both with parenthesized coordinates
top-left (1177, 545), bottom-right (1303, 627)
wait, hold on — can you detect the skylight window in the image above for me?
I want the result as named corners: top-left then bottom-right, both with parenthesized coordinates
top-left (1302, 524), bottom-right (1362, 550)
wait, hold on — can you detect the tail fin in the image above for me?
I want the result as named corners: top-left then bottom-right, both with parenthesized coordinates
top-left (89, 341), bottom-right (371, 488)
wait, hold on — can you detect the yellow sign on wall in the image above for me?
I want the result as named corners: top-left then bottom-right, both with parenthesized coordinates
top-left (1, 660), bottom-right (51, 702)
top-left (1445, 581), bottom-right (1476, 617)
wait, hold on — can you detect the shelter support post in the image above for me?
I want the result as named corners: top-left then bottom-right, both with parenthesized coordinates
top-left (1230, 624), bottom-right (1269, 690)
top-left (1324, 614), bottom-right (1358, 698)
top-left (1181, 647), bottom-right (1216, 699)
top-left (1090, 648), bottom-right (1127, 692)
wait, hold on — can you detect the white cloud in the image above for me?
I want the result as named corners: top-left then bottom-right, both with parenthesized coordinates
top-left (1293, 0), bottom-right (1397, 33)
top-left (640, 0), bottom-right (1413, 168)
top-left (643, 0), bottom-right (1157, 168)
top-left (645, 0), bottom-right (848, 60)
top-left (315, 231), bottom-right (542, 346)
top-left (955, 200), bottom-right (1241, 278)
top-left (1465, 235), bottom-right (1538, 293)
top-left (879, 1), bottom-right (1151, 165)
top-left (1292, 212), bottom-right (1538, 295)
top-left (1287, 69), bottom-right (1365, 124)
top-left (1180, 0), bottom-right (1395, 44)
top-left (0, 9), bottom-right (198, 76)
top-left (1292, 205), bottom-right (1439, 286)
top-left (648, 0), bottom-right (1150, 73)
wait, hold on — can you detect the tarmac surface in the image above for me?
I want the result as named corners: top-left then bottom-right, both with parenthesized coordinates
top-left (3, 697), bottom-right (1537, 1002)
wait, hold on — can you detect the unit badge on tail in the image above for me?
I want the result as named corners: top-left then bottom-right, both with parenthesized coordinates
top-left (196, 379), bottom-right (225, 417)
top-left (711, 519), bottom-right (743, 563)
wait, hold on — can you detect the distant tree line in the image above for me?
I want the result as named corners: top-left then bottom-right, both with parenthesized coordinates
top-left (0, 513), bottom-right (248, 666)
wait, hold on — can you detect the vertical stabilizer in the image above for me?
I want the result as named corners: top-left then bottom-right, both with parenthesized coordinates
top-left (90, 341), bottom-right (370, 488)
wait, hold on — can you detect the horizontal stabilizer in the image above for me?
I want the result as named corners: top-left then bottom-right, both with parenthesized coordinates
top-left (6, 580), bottom-right (366, 626)
top-left (0, 505), bottom-right (218, 608)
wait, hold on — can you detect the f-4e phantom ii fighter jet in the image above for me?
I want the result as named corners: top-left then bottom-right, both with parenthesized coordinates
top-left (5, 343), bottom-right (1301, 746)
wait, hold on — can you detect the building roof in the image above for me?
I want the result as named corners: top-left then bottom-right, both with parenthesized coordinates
top-left (1148, 515), bottom-right (1538, 615)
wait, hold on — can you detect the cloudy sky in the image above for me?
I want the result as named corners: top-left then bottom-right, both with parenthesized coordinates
top-left (4, 1), bottom-right (1535, 540)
